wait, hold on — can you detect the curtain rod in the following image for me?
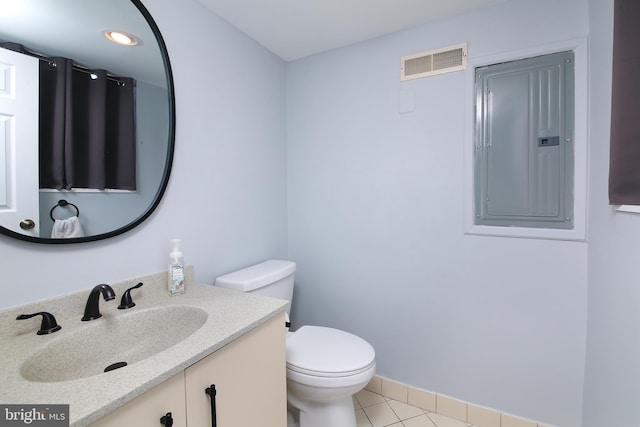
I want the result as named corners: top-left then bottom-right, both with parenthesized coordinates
top-left (40, 58), bottom-right (129, 86)
top-left (1, 41), bottom-right (130, 85)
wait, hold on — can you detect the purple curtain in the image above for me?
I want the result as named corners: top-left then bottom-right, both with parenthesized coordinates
top-left (609, 0), bottom-right (640, 204)
top-left (0, 42), bottom-right (136, 191)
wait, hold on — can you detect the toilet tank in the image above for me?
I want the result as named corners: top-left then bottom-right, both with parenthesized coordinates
top-left (214, 260), bottom-right (296, 315)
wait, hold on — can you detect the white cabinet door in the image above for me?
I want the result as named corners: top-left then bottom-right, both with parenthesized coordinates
top-left (185, 314), bottom-right (287, 427)
top-left (0, 47), bottom-right (40, 237)
top-left (89, 372), bottom-right (186, 427)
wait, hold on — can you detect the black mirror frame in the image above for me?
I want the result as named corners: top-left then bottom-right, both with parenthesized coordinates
top-left (0, 0), bottom-right (175, 244)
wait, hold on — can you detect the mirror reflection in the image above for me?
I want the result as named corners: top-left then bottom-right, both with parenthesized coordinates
top-left (0, 0), bottom-right (174, 243)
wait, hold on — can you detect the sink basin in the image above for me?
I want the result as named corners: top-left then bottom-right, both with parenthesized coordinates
top-left (21, 305), bottom-right (207, 382)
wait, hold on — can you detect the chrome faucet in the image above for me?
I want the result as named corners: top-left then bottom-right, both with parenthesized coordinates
top-left (82, 284), bottom-right (116, 321)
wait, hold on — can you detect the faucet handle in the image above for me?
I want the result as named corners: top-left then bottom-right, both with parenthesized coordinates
top-left (118, 282), bottom-right (143, 310)
top-left (16, 312), bottom-right (62, 335)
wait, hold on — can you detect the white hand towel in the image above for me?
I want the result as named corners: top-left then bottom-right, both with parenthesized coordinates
top-left (51, 216), bottom-right (85, 238)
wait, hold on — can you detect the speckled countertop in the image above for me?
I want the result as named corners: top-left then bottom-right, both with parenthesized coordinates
top-left (0, 268), bottom-right (287, 426)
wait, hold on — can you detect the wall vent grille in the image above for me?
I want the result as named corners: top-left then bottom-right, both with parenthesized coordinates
top-left (400, 43), bottom-right (468, 81)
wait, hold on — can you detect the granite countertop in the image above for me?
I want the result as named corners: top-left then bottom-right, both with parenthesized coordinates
top-left (0, 269), bottom-right (287, 426)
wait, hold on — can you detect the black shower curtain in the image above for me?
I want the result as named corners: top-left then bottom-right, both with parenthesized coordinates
top-left (39, 59), bottom-right (137, 190)
top-left (0, 42), bottom-right (136, 191)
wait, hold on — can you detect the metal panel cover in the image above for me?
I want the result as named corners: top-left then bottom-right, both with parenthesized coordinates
top-left (474, 51), bottom-right (574, 229)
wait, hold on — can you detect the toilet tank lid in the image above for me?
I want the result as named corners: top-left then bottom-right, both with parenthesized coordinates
top-left (214, 260), bottom-right (296, 292)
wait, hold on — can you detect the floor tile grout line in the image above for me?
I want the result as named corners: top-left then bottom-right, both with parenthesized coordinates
top-left (357, 393), bottom-right (420, 426)
top-left (398, 412), bottom-right (436, 427)
top-left (387, 400), bottom-right (411, 423)
top-left (356, 390), bottom-right (478, 427)
top-left (364, 401), bottom-right (398, 427)
top-left (356, 403), bottom-right (375, 427)
top-left (362, 407), bottom-right (374, 427)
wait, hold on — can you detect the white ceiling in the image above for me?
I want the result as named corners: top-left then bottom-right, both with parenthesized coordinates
top-left (195, 0), bottom-right (508, 61)
top-left (0, 0), bottom-right (508, 86)
top-left (0, 0), bottom-right (166, 87)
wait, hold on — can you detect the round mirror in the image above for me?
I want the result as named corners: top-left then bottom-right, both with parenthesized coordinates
top-left (0, 0), bottom-right (174, 243)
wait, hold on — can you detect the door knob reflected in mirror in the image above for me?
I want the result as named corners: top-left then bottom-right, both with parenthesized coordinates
top-left (19, 219), bottom-right (36, 230)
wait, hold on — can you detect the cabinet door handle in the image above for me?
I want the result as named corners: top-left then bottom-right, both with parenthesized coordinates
top-left (160, 412), bottom-right (173, 427)
top-left (205, 384), bottom-right (217, 427)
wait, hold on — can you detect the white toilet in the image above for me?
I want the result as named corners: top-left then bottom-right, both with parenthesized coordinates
top-left (215, 260), bottom-right (376, 427)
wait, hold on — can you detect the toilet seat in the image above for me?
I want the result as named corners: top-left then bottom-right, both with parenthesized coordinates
top-left (286, 326), bottom-right (375, 378)
top-left (216, 260), bottom-right (375, 427)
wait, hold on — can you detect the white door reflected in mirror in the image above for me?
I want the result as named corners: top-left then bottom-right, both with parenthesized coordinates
top-left (0, 47), bottom-right (40, 237)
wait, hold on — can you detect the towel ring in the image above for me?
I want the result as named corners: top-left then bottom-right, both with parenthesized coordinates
top-left (50, 200), bottom-right (80, 221)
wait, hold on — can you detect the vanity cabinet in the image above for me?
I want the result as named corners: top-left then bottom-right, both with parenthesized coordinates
top-left (88, 372), bottom-right (186, 427)
top-left (89, 314), bottom-right (286, 427)
top-left (184, 313), bottom-right (286, 427)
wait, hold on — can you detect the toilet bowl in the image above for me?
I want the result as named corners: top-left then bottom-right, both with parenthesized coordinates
top-left (214, 260), bottom-right (376, 427)
top-left (286, 325), bottom-right (376, 427)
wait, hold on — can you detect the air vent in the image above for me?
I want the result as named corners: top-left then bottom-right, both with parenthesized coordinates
top-left (400, 43), bottom-right (468, 81)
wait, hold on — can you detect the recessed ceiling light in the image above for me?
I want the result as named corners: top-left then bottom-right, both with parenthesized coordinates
top-left (102, 30), bottom-right (140, 46)
top-left (0, 1), bottom-right (26, 17)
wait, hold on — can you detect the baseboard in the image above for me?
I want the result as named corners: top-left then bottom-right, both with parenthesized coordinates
top-left (364, 375), bottom-right (554, 427)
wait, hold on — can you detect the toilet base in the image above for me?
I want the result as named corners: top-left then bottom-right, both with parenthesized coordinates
top-left (286, 359), bottom-right (375, 427)
top-left (287, 407), bottom-right (299, 427)
top-left (288, 394), bottom-right (356, 427)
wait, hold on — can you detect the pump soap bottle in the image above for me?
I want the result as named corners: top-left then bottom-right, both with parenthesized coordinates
top-left (168, 239), bottom-right (186, 296)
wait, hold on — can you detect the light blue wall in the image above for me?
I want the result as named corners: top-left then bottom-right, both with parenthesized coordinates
top-left (4, 0), bottom-right (636, 425)
top-left (581, 0), bottom-right (640, 425)
top-left (287, 0), bottom-right (589, 426)
top-left (1, 0), bottom-right (287, 308)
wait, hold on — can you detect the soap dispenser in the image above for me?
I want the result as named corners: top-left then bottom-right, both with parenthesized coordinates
top-left (168, 239), bottom-right (185, 296)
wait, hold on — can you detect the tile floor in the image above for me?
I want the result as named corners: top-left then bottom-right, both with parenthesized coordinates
top-left (354, 389), bottom-right (474, 427)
